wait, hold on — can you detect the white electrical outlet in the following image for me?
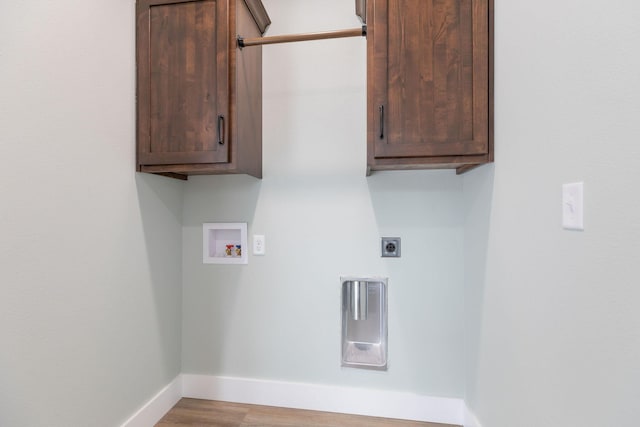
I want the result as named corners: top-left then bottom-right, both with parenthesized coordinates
top-left (253, 235), bottom-right (265, 255)
top-left (562, 182), bottom-right (584, 230)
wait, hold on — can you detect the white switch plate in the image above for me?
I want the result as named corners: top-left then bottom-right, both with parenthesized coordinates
top-left (562, 182), bottom-right (584, 230)
top-left (253, 235), bottom-right (265, 255)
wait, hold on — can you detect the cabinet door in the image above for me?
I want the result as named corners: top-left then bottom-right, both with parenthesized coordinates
top-left (137, 0), bottom-right (229, 166)
top-left (370, 0), bottom-right (489, 158)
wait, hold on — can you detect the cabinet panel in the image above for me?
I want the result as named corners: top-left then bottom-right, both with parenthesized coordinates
top-left (138, 0), bottom-right (229, 166)
top-left (367, 0), bottom-right (492, 172)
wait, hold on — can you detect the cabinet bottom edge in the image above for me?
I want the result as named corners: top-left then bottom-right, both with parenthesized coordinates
top-left (367, 160), bottom-right (492, 175)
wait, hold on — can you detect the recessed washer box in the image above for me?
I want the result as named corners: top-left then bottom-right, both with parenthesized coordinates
top-left (203, 223), bottom-right (248, 264)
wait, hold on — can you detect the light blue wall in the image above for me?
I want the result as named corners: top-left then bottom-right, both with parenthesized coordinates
top-left (181, 0), bottom-right (466, 397)
top-left (7, 0), bottom-right (637, 424)
top-left (464, 0), bottom-right (640, 425)
top-left (0, 1), bottom-right (184, 425)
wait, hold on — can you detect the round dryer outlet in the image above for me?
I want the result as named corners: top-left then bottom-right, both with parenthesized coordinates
top-left (381, 237), bottom-right (401, 257)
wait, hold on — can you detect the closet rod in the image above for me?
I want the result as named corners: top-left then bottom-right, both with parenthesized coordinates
top-left (238, 26), bottom-right (366, 48)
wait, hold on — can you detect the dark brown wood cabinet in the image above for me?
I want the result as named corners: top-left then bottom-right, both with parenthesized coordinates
top-left (364, 0), bottom-right (493, 175)
top-left (136, 0), bottom-right (270, 180)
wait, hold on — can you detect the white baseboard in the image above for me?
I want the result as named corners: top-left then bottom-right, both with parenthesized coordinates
top-left (464, 403), bottom-right (483, 427)
top-left (182, 374), bottom-right (465, 426)
top-left (120, 375), bottom-right (182, 427)
top-left (121, 374), bottom-right (470, 426)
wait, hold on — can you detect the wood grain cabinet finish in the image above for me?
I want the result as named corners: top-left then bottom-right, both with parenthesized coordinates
top-left (136, 0), bottom-right (270, 180)
top-left (365, 0), bottom-right (493, 175)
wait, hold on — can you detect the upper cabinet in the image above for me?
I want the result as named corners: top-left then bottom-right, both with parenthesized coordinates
top-left (136, 0), bottom-right (270, 180)
top-left (364, 0), bottom-right (493, 175)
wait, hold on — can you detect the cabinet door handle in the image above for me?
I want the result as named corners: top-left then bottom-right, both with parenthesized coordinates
top-left (217, 115), bottom-right (225, 145)
top-left (379, 105), bottom-right (384, 139)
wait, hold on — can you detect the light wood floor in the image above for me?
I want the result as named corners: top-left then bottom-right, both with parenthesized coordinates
top-left (156, 399), bottom-right (459, 427)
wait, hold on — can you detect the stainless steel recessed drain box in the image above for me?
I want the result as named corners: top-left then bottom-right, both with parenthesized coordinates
top-left (341, 277), bottom-right (388, 370)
